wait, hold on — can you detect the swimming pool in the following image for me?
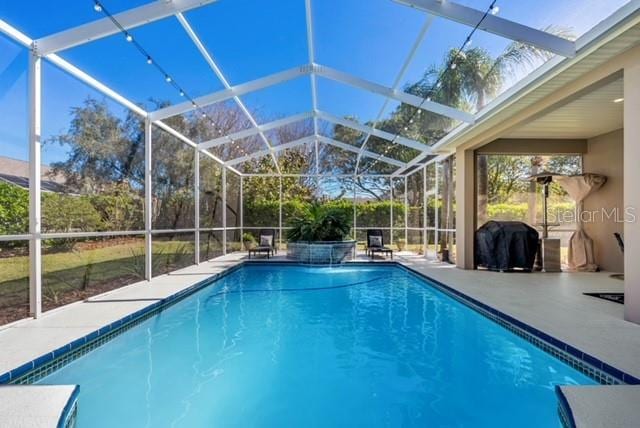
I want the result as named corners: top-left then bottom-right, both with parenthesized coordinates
top-left (37, 264), bottom-right (594, 427)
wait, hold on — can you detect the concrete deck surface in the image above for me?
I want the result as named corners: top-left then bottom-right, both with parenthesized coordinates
top-left (0, 385), bottom-right (77, 428)
top-left (559, 385), bottom-right (640, 428)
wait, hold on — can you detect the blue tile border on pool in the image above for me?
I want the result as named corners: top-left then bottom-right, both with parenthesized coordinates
top-left (394, 263), bottom-right (640, 386)
top-left (57, 385), bottom-right (80, 428)
top-left (1, 262), bottom-right (244, 384)
top-left (2, 259), bottom-right (638, 387)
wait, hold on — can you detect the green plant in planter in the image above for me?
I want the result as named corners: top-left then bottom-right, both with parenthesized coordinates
top-left (286, 204), bottom-right (352, 242)
top-left (242, 232), bottom-right (257, 250)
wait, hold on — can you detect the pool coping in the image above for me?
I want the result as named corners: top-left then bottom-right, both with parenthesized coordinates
top-left (2, 259), bottom-right (638, 388)
top-left (556, 386), bottom-right (577, 428)
top-left (555, 384), bottom-right (640, 428)
top-left (57, 384), bottom-right (79, 428)
top-left (0, 384), bottom-right (79, 428)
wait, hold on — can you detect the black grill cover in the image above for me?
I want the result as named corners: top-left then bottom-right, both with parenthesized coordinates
top-left (475, 221), bottom-right (539, 271)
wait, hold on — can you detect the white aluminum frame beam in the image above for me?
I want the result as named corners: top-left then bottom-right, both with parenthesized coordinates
top-left (176, 13), bottom-right (281, 173)
top-left (28, 52), bottom-right (42, 317)
top-left (150, 65), bottom-right (312, 121)
top-left (393, 151), bottom-right (446, 177)
top-left (150, 63), bottom-right (471, 126)
top-left (35, 0), bottom-right (218, 55)
top-left (314, 64), bottom-right (474, 123)
top-left (203, 110), bottom-right (430, 153)
top-left (242, 173), bottom-right (396, 178)
top-left (226, 136), bottom-right (315, 166)
top-left (355, 15), bottom-right (434, 173)
top-left (304, 0), bottom-right (320, 174)
top-left (1, 19), bottom-right (146, 117)
top-left (199, 112), bottom-right (313, 149)
top-left (193, 145), bottom-right (200, 264)
top-left (316, 110), bottom-right (430, 153)
top-left (153, 120), bottom-right (242, 175)
top-left (144, 118), bottom-right (153, 280)
top-left (1, 20), bottom-right (237, 177)
top-left (316, 135), bottom-right (406, 168)
top-left (394, 0), bottom-right (576, 57)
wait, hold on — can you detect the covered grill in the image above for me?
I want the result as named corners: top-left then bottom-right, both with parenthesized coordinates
top-left (475, 221), bottom-right (539, 272)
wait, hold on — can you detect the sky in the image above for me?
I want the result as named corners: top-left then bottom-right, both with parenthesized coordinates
top-left (0, 0), bottom-right (631, 164)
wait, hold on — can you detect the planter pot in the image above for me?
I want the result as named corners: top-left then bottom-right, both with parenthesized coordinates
top-left (287, 240), bottom-right (356, 264)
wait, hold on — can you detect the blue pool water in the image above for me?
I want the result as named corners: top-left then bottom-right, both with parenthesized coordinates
top-left (38, 265), bottom-right (594, 427)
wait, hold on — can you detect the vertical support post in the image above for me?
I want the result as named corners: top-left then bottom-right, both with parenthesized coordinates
top-left (390, 177), bottom-right (394, 249)
top-left (435, 162), bottom-right (440, 259)
top-left (624, 62), bottom-right (640, 323)
top-left (315, 140), bottom-right (320, 175)
top-left (144, 118), bottom-right (153, 280)
top-left (455, 147), bottom-right (476, 269)
top-left (279, 176), bottom-right (283, 250)
top-left (423, 165), bottom-right (428, 258)
top-left (28, 52), bottom-right (42, 317)
top-left (194, 148), bottom-right (200, 264)
top-left (352, 182), bottom-right (357, 241)
top-left (222, 167), bottom-right (227, 255)
top-left (240, 175), bottom-right (244, 251)
top-left (404, 179), bottom-right (408, 245)
top-left (304, 0), bottom-right (320, 175)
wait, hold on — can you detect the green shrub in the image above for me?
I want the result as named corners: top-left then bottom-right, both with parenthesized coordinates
top-left (89, 184), bottom-right (143, 231)
top-left (487, 203), bottom-right (529, 222)
top-left (249, 198), bottom-right (407, 229)
top-left (486, 202), bottom-right (576, 223)
top-left (286, 204), bottom-right (352, 242)
top-left (0, 182), bottom-right (28, 235)
top-left (282, 199), bottom-right (311, 225)
top-left (42, 193), bottom-right (104, 233)
top-left (244, 199), bottom-right (280, 227)
top-left (242, 232), bottom-right (257, 250)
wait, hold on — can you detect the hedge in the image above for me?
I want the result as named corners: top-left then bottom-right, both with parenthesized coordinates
top-left (0, 182), bottom-right (29, 235)
top-left (244, 198), bottom-right (407, 228)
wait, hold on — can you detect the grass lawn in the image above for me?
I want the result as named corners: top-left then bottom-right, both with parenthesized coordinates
top-left (0, 238), bottom-right (206, 325)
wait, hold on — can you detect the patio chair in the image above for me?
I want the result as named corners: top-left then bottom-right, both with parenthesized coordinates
top-left (249, 229), bottom-right (277, 259)
top-left (614, 232), bottom-right (624, 253)
top-left (611, 233), bottom-right (624, 280)
top-left (366, 229), bottom-right (393, 260)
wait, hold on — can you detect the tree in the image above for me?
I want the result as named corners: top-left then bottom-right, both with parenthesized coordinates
top-left (46, 98), bottom-right (144, 192)
top-left (486, 155), bottom-right (531, 204)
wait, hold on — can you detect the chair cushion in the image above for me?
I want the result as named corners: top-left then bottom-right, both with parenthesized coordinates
top-left (369, 236), bottom-right (382, 247)
top-left (260, 235), bottom-right (273, 247)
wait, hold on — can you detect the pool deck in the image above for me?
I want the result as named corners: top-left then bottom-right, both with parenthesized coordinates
top-left (558, 384), bottom-right (640, 428)
top-left (1, 252), bottom-right (638, 427)
top-left (0, 385), bottom-right (78, 428)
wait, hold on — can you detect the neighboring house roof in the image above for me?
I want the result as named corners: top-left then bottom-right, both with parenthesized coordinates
top-left (0, 156), bottom-right (67, 193)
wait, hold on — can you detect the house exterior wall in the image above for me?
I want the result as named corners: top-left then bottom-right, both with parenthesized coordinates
top-left (454, 46), bottom-right (640, 274)
top-left (583, 129), bottom-right (624, 273)
top-left (624, 60), bottom-right (640, 323)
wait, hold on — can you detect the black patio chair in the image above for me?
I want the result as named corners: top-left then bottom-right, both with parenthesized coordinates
top-left (366, 229), bottom-right (393, 260)
top-left (611, 233), bottom-right (624, 280)
top-left (248, 229), bottom-right (277, 259)
top-left (614, 232), bottom-right (624, 253)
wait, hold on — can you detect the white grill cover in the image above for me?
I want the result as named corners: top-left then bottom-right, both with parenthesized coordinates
top-left (555, 174), bottom-right (607, 272)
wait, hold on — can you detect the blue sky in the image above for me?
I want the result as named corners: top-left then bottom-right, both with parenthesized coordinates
top-left (0, 0), bottom-right (630, 164)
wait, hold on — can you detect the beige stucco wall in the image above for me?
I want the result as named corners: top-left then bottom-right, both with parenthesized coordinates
top-left (583, 129), bottom-right (624, 273)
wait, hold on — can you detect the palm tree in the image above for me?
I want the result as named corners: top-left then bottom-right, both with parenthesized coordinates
top-left (389, 26), bottom-right (573, 259)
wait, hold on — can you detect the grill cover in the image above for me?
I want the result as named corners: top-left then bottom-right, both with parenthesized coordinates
top-left (475, 221), bottom-right (539, 271)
